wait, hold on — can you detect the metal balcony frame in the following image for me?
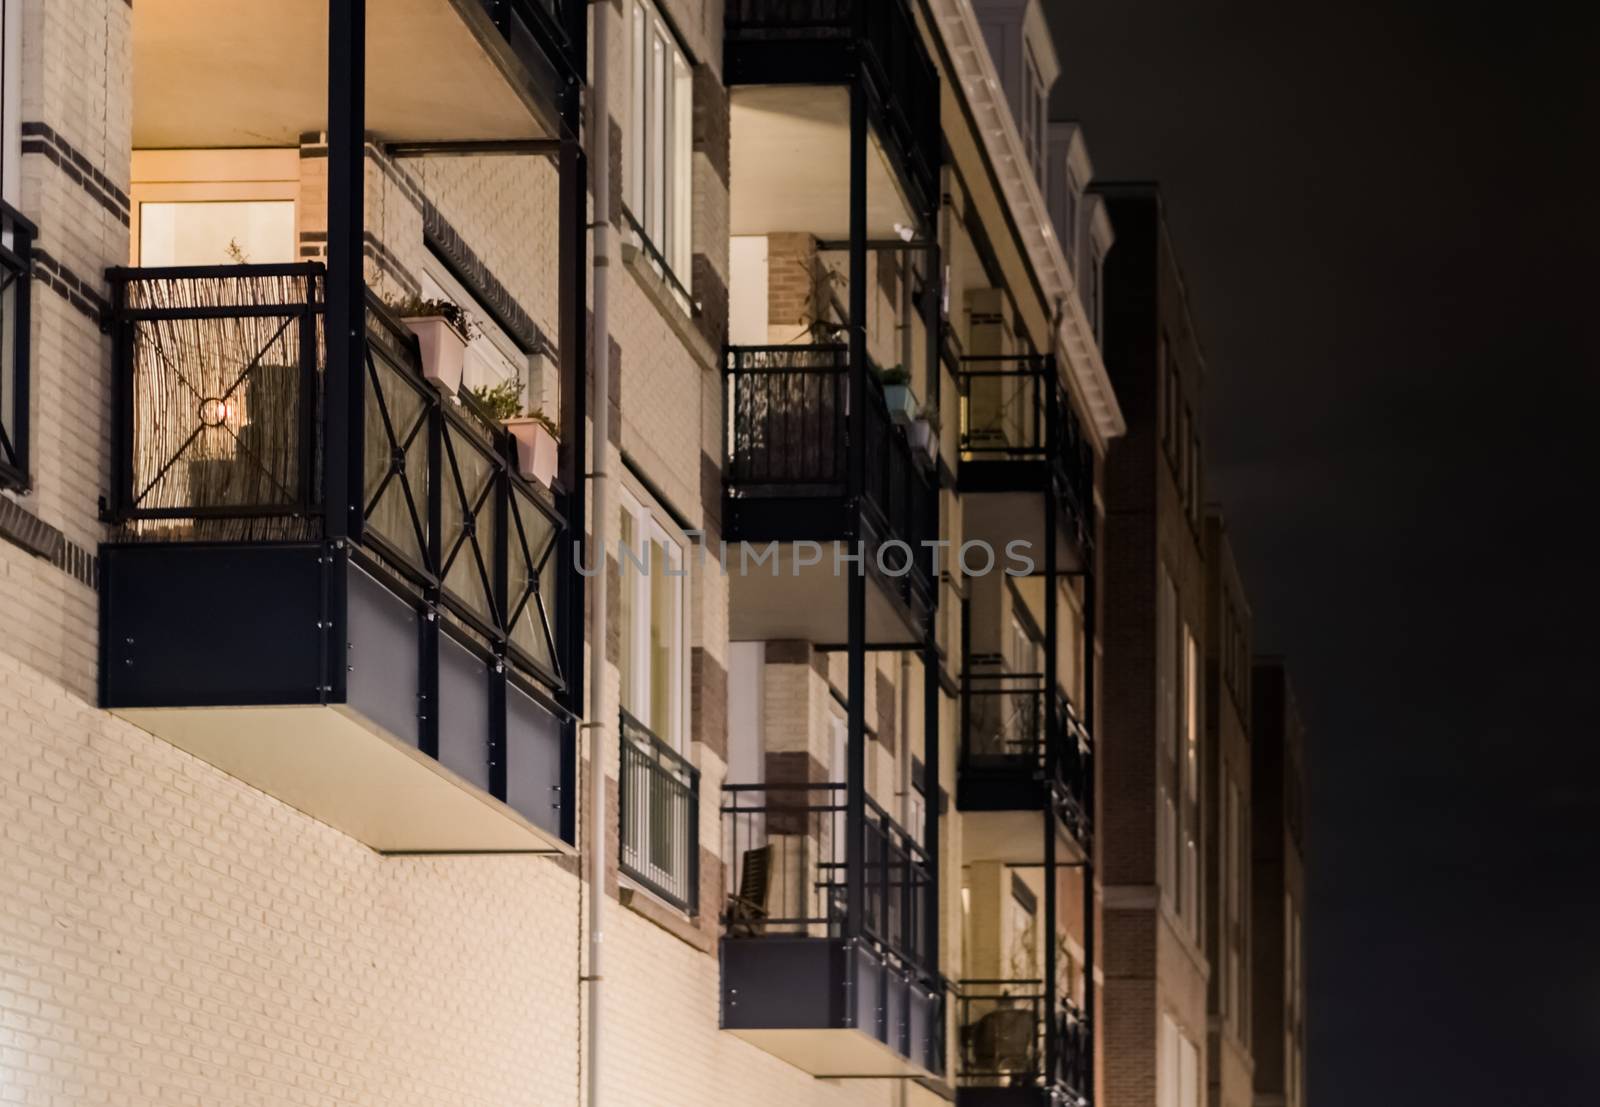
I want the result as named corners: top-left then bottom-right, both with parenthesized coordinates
top-left (323, 0), bottom-right (590, 819)
top-left (0, 200), bottom-right (37, 492)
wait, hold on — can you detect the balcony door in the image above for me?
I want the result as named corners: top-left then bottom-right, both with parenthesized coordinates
top-left (618, 486), bottom-right (695, 910)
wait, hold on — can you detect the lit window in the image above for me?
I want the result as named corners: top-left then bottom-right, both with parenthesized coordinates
top-left (619, 486), bottom-right (687, 748)
top-left (627, 0), bottom-right (694, 302)
top-left (130, 149), bottom-right (300, 268)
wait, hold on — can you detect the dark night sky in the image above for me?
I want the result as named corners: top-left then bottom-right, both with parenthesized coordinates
top-left (1049, 1), bottom-right (1600, 1102)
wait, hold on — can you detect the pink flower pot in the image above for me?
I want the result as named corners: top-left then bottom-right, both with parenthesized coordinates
top-left (403, 316), bottom-right (468, 393)
top-left (506, 417), bottom-right (560, 488)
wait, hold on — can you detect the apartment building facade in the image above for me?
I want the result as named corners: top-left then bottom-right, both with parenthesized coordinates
top-left (1250, 660), bottom-right (1308, 1107)
top-left (0, 1), bottom-right (1139, 1106)
top-left (1202, 513), bottom-right (1254, 1107)
top-left (1096, 184), bottom-right (1213, 1107)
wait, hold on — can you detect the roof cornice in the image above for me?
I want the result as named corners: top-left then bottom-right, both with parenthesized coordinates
top-left (924, 0), bottom-right (1127, 445)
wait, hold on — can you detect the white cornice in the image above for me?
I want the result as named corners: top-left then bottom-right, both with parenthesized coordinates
top-left (925, 0), bottom-right (1127, 445)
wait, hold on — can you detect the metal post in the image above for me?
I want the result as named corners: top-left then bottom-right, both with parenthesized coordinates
top-left (1043, 371), bottom-right (1060, 1086)
top-left (326, 0), bottom-right (365, 543)
top-left (1084, 543), bottom-right (1099, 1107)
top-left (557, 120), bottom-right (588, 847)
top-left (844, 63), bottom-right (869, 948)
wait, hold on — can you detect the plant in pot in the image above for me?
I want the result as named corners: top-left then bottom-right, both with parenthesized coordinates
top-left (391, 296), bottom-right (473, 393)
top-left (465, 380), bottom-right (561, 489)
top-left (878, 364), bottom-right (917, 425)
top-left (910, 403), bottom-right (940, 464)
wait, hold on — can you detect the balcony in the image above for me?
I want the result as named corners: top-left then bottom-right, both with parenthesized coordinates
top-left (957, 356), bottom-right (1095, 573)
top-left (725, 0), bottom-right (940, 220)
top-left (723, 345), bottom-right (936, 646)
top-left (619, 709), bottom-right (700, 913)
top-left (956, 982), bottom-right (1091, 1107)
top-left (99, 265), bottom-right (573, 853)
top-left (133, 0), bottom-right (580, 150)
top-left (719, 783), bottom-right (942, 1076)
top-left (958, 666), bottom-right (1093, 860)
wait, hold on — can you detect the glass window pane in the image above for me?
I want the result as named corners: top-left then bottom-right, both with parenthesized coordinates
top-left (650, 30), bottom-right (666, 245)
top-left (619, 509), bottom-right (637, 715)
top-left (138, 200), bottom-right (295, 267)
top-left (649, 534), bottom-right (677, 743)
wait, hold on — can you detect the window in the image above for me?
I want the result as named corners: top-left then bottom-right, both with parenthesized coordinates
top-left (1158, 1014), bottom-right (1180, 1107)
top-left (617, 484), bottom-right (696, 911)
top-left (619, 486), bottom-right (687, 748)
top-left (130, 149), bottom-right (299, 267)
top-left (0, 0), bottom-right (31, 492)
top-left (1085, 248), bottom-right (1103, 344)
top-left (1156, 565), bottom-right (1179, 906)
top-left (1022, 44), bottom-right (1045, 180)
top-left (1181, 625), bottom-right (1200, 933)
top-left (626, 0), bottom-right (693, 302)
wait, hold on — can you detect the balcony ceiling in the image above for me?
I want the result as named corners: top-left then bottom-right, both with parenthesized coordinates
top-left (133, 0), bottom-right (554, 149)
top-left (731, 86), bottom-right (916, 240)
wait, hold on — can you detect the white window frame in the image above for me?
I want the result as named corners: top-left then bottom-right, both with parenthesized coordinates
top-left (417, 262), bottom-right (533, 407)
top-left (618, 483), bottom-right (689, 751)
top-left (626, 0), bottom-right (694, 298)
top-left (1, 0), bottom-right (20, 210)
top-left (129, 149), bottom-right (300, 267)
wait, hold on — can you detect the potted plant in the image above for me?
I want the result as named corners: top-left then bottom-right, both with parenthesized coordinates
top-left (504, 408), bottom-right (561, 489)
top-left (463, 379), bottom-right (561, 489)
top-left (909, 403), bottom-right (940, 464)
top-left (391, 296), bottom-right (472, 393)
top-left (878, 364), bottom-right (917, 425)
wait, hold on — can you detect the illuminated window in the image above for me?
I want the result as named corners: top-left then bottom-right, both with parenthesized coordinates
top-left (626, 0), bottom-right (694, 303)
top-left (619, 486), bottom-right (687, 749)
top-left (130, 149), bottom-right (299, 267)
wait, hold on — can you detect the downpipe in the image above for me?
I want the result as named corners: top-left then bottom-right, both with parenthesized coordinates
top-left (585, 0), bottom-right (613, 1103)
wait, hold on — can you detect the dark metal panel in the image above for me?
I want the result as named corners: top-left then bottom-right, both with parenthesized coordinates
top-left (955, 1089), bottom-right (1047, 1107)
top-left (346, 563), bottom-right (422, 748)
top-left (506, 682), bottom-right (563, 836)
top-left (720, 937), bottom-right (843, 1031)
top-left (437, 632), bottom-right (492, 791)
top-left (100, 543), bottom-right (328, 708)
top-left (849, 940), bottom-right (883, 1040)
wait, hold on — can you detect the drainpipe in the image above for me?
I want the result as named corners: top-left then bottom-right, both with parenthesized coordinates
top-left (585, 1), bottom-right (613, 1103)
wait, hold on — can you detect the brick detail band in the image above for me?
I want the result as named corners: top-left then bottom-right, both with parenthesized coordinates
top-left (0, 497), bottom-right (97, 589)
top-left (20, 122), bottom-right (131, 226)
top-left (32, 248), bottom-right (111, 326)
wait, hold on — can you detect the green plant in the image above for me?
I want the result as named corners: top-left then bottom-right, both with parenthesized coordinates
top-left (877, 363), bottom-right (910, 386)
top-left (388, 295), bottom-right (473, 341)
top-left (518, 407), bottom-right (561, 439)
top-left (463, 378), bottom-right (524, 422)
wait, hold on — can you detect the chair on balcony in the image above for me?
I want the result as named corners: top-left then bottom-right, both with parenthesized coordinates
top-left (970, 1005), bottom-right (1037, 1076)
top-left (726, 844), bottom-right (772, 936)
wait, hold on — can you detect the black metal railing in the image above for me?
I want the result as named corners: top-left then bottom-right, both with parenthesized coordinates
top-left (956, 981), bottom-right (1090, 1100)
top-left (721, 781), bottom-right (935, 978)
top-left (474, 0), bottom-right (583, 109)
top-left (622, 207), bottom-right (696, 316)
top-left (725, 344), bottom-right (936, 593)
top-left (0, 200), bottom-right (38, 491)
top-left (961, 664), bottom-right (1094, 848)
top-left (619, 709), bottom-right (701, 913)
top-left (1055, 700), bottom-right (1094, 851)
top-left (726, 344), bottom-right (847, 488)
top-left (725, 0), bottom-right (939, 207)
top-left (106, 264), bottom-right (568, 692)
top-left (957, 355), bottom-right (1095, 555)
top-left (107, 264), bottom-right (326, 536)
